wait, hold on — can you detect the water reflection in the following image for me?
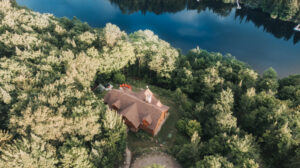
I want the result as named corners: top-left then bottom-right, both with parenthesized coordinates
top-left (109, 0), bottom-right (187, 14)
top-left (110, 0), bottom-right (300, 44)
top-left (235, 8), bottom-right (300, 44)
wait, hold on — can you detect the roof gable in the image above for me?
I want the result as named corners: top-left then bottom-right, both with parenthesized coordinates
top-left (112, 100), bottom-right (121, 109)
top-left (143, 114), bottom-right (152, 125)
top-left (120, 103), bottom-right (140, 128)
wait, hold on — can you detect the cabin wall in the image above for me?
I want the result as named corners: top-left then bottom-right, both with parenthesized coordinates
top-left (139, 120), bottom-right (154, 135)
top-left (153, 110), bottom-right (168, 135)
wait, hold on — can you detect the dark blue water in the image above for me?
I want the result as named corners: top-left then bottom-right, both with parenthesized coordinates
top-left (17, 0), bottom-right (300, 77)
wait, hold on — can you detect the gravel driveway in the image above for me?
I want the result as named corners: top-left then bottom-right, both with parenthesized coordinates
top-left (131, 152), bottom-right (181, 168)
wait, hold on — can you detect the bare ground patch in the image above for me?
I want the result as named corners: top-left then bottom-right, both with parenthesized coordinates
top-left (131, 152), bottom-right (181, 168)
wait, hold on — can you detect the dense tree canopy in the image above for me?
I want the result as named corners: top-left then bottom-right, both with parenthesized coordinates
top-left (0, 1), bottom-right (128, 167)
top-left (137, 47), bottom-right (299, 168)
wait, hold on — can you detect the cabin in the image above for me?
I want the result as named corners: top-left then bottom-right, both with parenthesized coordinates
top-left (104, 87), bottom-right (169, 136)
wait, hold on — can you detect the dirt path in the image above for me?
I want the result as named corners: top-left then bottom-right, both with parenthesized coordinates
top-left (120, 147), bottom-right (132, 168)
top-left (123, 147), bottom-right (132, 168)
top-left (131, 152), bottom-right (181, 168)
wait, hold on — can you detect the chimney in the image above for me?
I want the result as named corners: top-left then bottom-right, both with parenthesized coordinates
top-left (145, 86), bottom-right (152, 103)
top-left (146, 93), bottom-right (152, 103)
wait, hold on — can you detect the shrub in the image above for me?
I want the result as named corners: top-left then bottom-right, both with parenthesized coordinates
top-left (113, 72), bottom-right (126, 84)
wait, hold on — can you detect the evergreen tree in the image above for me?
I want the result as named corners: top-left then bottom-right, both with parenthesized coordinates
top-left (0, 134), bottom-right (58, 168)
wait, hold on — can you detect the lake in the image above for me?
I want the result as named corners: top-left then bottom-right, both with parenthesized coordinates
top-left (16, 0), bottom-right (300, 77)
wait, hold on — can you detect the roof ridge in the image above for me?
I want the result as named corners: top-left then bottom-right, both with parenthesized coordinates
top-left (116, 89), bottom-right (163, 113)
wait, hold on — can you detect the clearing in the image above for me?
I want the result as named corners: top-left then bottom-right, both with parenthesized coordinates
top-left (131, 152), bottom-right (181, 168)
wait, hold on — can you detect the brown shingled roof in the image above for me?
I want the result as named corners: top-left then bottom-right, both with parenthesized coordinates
top-left (120, 103), bottom-right (140, 128)
top-left (104, 88), bottom-right (169, 131)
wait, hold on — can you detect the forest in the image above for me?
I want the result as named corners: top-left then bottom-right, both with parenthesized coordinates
top-left (0, 0), bottom-right (299, 168)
